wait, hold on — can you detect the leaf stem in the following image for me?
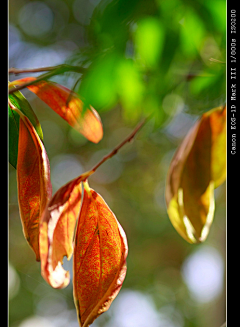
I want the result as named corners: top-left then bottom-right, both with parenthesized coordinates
top-left (82, 180), bottom-right (92, 196)
top-left (8, 64), bottom-right (86, 95)
top-left (90, 118), bottom-right (146, 173)
top-left (221, 102), bottom-right (226, 112)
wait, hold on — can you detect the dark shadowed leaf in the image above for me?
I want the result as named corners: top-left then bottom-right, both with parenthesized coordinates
top-left (8, 84), bottom-right (43, 168)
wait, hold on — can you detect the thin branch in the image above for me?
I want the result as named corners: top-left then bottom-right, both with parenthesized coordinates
top-left (66, 76), bottom-right (83, 106)
top-left (90, 118), bottom-right (146, 173)
top-left (8, 64), bottom-right (86, 75)
top-left (8, 71), bottom-right (56, 94)
top-left (209, 58), bottom-right (226, 64)
top-left (9, 66), bottom-right (59, 74)
top-left (8, 64), bottom-right (86, 95)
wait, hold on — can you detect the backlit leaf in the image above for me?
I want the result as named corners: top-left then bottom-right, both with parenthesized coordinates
top-left (78, 53), bottom-right (120, 111)
top-left (10, 77), bottom-right (103, 143)
top-left (134, 17), bottom-right (164, 68)
top-left (12, 102), bottom-right (52, 261)
top-left (40, 177), bottom-right (82, 288)
top-left (165, 105), bottom-right (226, 243)
top-left (39, 171), bottom-right (93, 288)
top-left (73, 184), bottom-right (128, 327)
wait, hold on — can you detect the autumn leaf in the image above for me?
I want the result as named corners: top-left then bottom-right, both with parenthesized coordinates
top-left (39, 174), bottom-right (86, 288)
top-left (10, 77), bottom-right (103, 143)
top-left (73, 183), bottom-right (128, 327)
top-left (165, 105), bottom-right (226, 243)
top-left (39, 169), bottom-right (94, 288)
top-left (9, 101), bottom-right (52, 261)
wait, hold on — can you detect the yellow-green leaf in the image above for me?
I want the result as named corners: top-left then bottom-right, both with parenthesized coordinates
top-left (165, 105), bottom-right (226, 243)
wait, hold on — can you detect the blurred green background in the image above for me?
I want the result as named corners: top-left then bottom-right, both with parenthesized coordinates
top-left (9, 0), bottom-right (226, 326)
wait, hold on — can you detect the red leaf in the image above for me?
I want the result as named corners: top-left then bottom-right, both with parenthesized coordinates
top-left (11, 77), bottom-right (103, 143)
top-left (73, 185), bottom-right (128, 327)
top-left (16, 111), bottom-right (52, 261)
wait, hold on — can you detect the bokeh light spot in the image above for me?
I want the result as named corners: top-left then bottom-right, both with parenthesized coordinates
top-left (18, 2), bottom-right (54, 37)
top-left (8, 262), bottom-right (20, 300)
top-left (181, 246), bottom-right (224, 303)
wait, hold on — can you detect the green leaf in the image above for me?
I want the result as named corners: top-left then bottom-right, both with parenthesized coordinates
top-left (8, 85), bottom-right (43, 169)
top-left (78, 53), bottom-right (120, 111)
top-left (180, 9), bottom-right (205, 56)
top-left (116, 59), bottom-right (144, 122)
top-left (134, 17), bottom-right (165, 68)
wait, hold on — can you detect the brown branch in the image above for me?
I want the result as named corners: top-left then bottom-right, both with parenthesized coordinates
top-left (9, 66), bottom-right (59, 74)
top-left (90, 118), bottom-right (146, 173)
top-left (64, 118), bottom-right (147, 183)
top-left (8, 64), bottom-right (86, 75)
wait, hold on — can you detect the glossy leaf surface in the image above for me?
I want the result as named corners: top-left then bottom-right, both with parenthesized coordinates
top-left (16, 111), bottom-right (52, 261)
top-left (165, 106), bottom-right (226, 243)
top-left (8, 85), bottom-right (43, 168)
top-left (39, 176), bottom-right (84, 289)
top-left (11, 77), bottom-right (103, 143)
top-left (73, 186), bottom-right (128, 327)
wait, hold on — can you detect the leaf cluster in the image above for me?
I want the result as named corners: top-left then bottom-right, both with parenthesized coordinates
top-left (67, 0), bottom-right (226, 122)
top-left (8, 76), bottom-right (226, 327)
top-left (8, 0), bottom-right (226, 325)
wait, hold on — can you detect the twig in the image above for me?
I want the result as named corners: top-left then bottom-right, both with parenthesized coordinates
top-left (90, 118), bottom-right (146, 173)
top-left (8, 64), bottom-right (86, 75)
top-left (79, 118), bottom-right (147, 182)
top-left (8, 64), bottom-right (86, 95)
top-left (66, 76), bottom-right (83, 106)
top-left (8, 71), bottom-right (56, 94)
top-left (9, 66), bottom-right (59, 74)
top-left (209, 58), bottom-right (225, 64)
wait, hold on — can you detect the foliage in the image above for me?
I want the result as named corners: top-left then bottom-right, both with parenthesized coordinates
top-left (9, 80), bottom-right (129, 326)
top-left (9, 0), bottom-right (226, 326)
top-left (72, 0), bottom-right (226, 121)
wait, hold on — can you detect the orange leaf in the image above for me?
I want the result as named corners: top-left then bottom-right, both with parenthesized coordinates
top-left (73, 185), bottom-right (128, 327)
top-left (16, 111), bottom-right (52, 261)
top-left (39, 171), bottom-right (93, 288)
top-left (11, 77), bottom-right (103, 143)
top-left (39, 177), bottom-right (82, 288)
top-left (165, 105), bottom-right (226, 243)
